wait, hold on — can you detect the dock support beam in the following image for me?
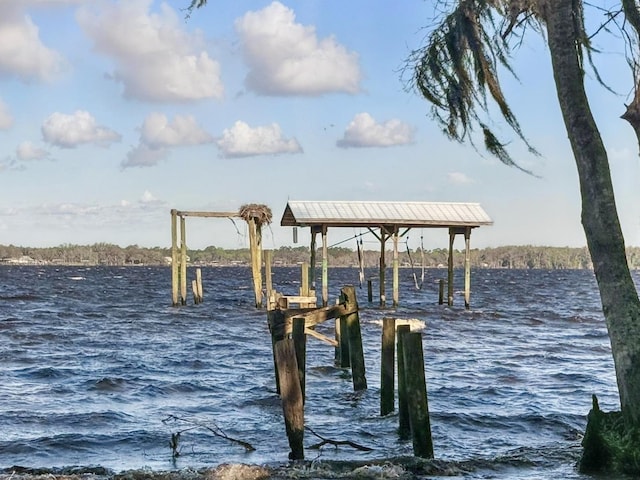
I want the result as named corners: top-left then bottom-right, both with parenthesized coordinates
top-left (447, 227), bottom-right (473, 309)
top-left (248, 217), bottom-right (263, 308)
top-left (321, 225), bottom-right (328, 307)
top-left (392, 227), bottom-right (399, 307)
top-left (464, 227), bottom-right (471, 309)
top-left (310, 227), bottom-right (319, 294)
top-left (379, 227), bottom-right (387, 307)
top-left (180, 215), bottom-right (187, 305)
top-left (171, 209), bottom-right (180, 306)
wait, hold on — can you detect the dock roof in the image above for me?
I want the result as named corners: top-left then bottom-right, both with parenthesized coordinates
top-left (280, 200), bottom-right (493, 229)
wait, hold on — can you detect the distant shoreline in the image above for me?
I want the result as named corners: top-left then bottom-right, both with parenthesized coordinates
top-left (2, 243), bottom-right (636, 270)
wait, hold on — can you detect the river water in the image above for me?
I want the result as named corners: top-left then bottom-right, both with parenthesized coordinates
top-left (0, 266), bottom-right (628, 478)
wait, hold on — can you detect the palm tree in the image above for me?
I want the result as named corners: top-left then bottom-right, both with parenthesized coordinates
top-left (407, 0), bottom-right (640, 471)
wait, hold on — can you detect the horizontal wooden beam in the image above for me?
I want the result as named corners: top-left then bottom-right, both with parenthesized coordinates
top-left (174, 210), bottom-right (238, 218)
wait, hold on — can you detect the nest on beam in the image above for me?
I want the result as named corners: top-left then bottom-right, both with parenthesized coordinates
top-left (239, 204), bottom-right (272, 227)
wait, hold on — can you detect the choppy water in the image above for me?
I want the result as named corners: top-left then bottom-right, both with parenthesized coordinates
top-left (0, 266), bottom-right (628, 478)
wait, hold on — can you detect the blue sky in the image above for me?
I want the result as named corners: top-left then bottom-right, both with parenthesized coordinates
top-left (0, 0), bottom-right (638, 251)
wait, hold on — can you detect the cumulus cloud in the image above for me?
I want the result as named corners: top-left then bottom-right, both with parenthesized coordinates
top-left (140, 112), bottom-right (213, 149)
top-left (0, 98), bottom-right (13, 129)
top-left (121, 113), bottom-right (212, 169)
top-left (216, 121), bottom-right (302, 158)
top-left (337, 113), bottom-right (414, 148)
top-left (17, 141), bottom-right (50, 161)
top-left (0, 3), bottom-right (66, 82)
top-left (77, 0), bottom-right (223, 102)
top-left (41, 110), bottom-right (121, 148)
top-left (235, 1), bottom-right (361, 96)
top-left (447, 172), bottom-right (475, 185)
top-left (121, 144), bottom-right (169, 169)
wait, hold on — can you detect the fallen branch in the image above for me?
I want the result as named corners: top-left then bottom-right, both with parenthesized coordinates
top-left (163, 414), bottom-right (256, 452)
top-left (306, 426), bottom-right (373, 452)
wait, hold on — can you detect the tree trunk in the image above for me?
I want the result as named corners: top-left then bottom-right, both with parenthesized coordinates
top-left (544, 0), bottom-right (640, 425)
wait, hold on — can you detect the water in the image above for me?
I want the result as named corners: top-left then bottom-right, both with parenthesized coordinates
top-left (0, 266), bottom-right (627, 478)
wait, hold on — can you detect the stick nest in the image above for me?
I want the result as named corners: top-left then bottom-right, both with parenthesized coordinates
top-left (238, 204), bottom-right (272, 226)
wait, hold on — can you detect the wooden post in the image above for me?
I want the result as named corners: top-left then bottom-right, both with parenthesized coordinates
top-left (341, 285), bottom-right (367, 391)
top-left (335, 313), bottom-right (350, 368)
top-left (367, 279), bottom-right (373, 303)
top-left (191, 279), bottom-right (198, 304)
top-left (447, 228), bottom-right (455, 307)
top-left (292, 317), bottom-right (306, 402)
top-left (248, 217), bottom-right (263, 308)
top-left (180, 215), bottom-right (187, 305)
top-left (196, 268), bottom-right (203, 303)
top-left (268, 309), bottom-right (285, 395)
top-left (464, 227), bottom-right (471, 309)
top-left (402, 332), bottom-right (434, 458)
top-left (380, 228), bottom-right (386, 307)
top-left (274, 338), bottom-right (304, 460)
top-left (397, 325), bottom-right (411, 438)
top-left (321, 225), bottom-right (328, 307)
top-left (301, 262), bottom-right (309, 296)
top-left (393, 228), bottom-right (399, 307)
top-left (381, 317), bottom-right (396, 416)
top-left (438, 279), bottom-right (444, 305)
top-left (265, 250), bottom-right (273, 302)
top-left (310, 228), bottom-right (318, 292)
top-left (171, 209), bottom-right (179, 306)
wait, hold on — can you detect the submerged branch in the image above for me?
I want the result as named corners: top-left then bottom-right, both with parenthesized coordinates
top-left (163, 414), bottom-right (256, 452)
top-left (306, 426), bottom-right (373, 452)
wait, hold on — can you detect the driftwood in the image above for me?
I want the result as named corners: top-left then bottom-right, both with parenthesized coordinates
top-left (306, 426), bottom-right (373, 452)
top-left (163, 414), bottom-right (255, 454)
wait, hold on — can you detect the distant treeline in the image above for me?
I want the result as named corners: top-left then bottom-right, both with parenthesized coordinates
top-left (4, 242), bottom-right (640, 270)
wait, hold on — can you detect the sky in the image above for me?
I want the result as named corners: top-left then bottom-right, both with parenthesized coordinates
top-left (0, 0), bottom-right (639, 252)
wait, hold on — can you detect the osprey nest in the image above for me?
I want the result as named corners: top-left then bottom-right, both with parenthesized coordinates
top-left (238, 204), bottom-right (273, 227)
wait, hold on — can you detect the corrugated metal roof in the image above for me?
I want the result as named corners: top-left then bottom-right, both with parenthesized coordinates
top-left (281, 201), bottom-right (493, 228)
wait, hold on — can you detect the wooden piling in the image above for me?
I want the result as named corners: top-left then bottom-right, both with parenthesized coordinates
top-left (396, 325), bottom-right (411, 438)
top-left (448, 229), bottom-right (455, 307)
top-left (438, 279), bottom-right (444, 305)
top-left (247, 217), bottom-right (263, 308)
top-left (196, 268), bottom-right (203, 303)
top-left (292, 317), bottom-right (306, 402)
top-left (341, 286), bottom-right (367, 391)
top-left (392, 229), bottom-right (399, 307)
top-left (265, 250), bottom-right (273, 303)
top-left (274, 338), bottom-right (304, 460)
top-left (192, 279), bottom-right (198, 304)
top-left (367, 279), bottom-right (373, 303)
top-left (464, 227), bottom-right (471, 309)
top-left (335, 314), bottom-right (350, 368)
top-left (380, 317), bottom-right (396, 416)
top-left (268, 309), bottom-right (286, 395)
top-left (171, 209), bottom-right (179, 306)
top-left (180, 215), bottom-right (187, 306)
top-left (321, 226), bottom-right (328, 307)
top-left (402, 332), bottom-right (433, 458)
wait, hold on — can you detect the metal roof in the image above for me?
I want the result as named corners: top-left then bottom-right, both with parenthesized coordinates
top-left (281, 201), bottom-right (493, 229)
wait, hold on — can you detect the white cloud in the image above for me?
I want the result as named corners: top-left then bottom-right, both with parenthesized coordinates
top-left (121, 144), bottom-right (169, 169)
top-left (0, 98), bottom-right (13, 129)
top-left (41, 110), bottom-right (121, 148)
top-left (447, 172), bottom-right (475, 185)
top-left (140, 112), bottom-right (213, 148)
top-left (217, 120), bottom-right (302, 158)
top-left (0, 4), bottom-right (66, 82)
top-left (77, 0), bottom-right (223, 102)
top-left (121, 113), bottom-right (212, 169)
top-left (17, 141), bottom-right (50, 161)
top-left (235, 1), bottom-right (361, 96)
top-left (337, 112), bottom-right (414, 148)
